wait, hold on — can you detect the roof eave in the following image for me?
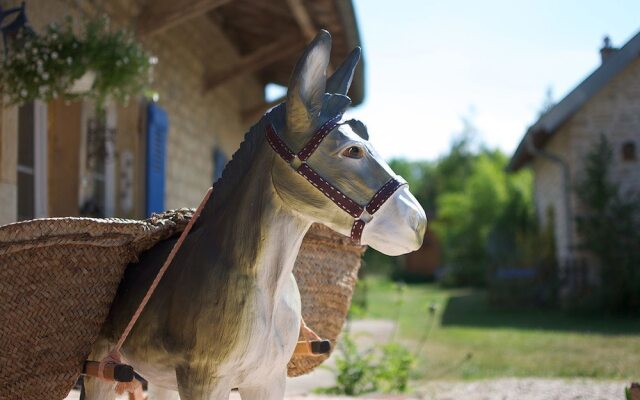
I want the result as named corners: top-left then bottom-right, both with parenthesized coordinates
top-left (507, 29), bottom-right (640, 171)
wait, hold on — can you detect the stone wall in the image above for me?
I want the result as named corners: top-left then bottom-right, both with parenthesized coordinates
top-left (531, 58), bottom-right (640, 268)
top-left (0, 0), bottom-right (264, 222)
top-left (569, 58), bottom-right (640, 201)
top-left (139, 13), bottom-right (263, 209)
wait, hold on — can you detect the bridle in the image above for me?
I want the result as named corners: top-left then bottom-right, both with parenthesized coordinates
top-left (266, 115), bottom-right (406, 244)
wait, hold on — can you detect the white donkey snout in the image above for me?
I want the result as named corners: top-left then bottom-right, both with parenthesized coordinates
top-left (361, 186), bottom-right (427, 256)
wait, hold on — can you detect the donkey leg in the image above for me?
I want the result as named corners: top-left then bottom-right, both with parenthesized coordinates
top-left (147, 383), bottom-right (180, 400)
top-left (83, 340), bottom-right (117, 400)
top-left (175, 365), bottom-right (231, 400)
top-left (238, 371), bottom-right (286, 400)
top-left (82, 379), bottom-right (117, 400)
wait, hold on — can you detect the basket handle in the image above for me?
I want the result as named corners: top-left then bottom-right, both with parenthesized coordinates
top-left (294, 339), bottom-right (331, 355)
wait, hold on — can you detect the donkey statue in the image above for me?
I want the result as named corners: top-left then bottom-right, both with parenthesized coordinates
top-left (85, 30), bottom-right (426, 400)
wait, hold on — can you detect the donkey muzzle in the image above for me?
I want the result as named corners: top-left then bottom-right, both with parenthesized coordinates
top-left (360, 186), bottom-right (427, 256)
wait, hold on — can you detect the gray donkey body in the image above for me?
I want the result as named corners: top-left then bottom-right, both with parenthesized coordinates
top-left (85, 31), bottom-right (426, 400)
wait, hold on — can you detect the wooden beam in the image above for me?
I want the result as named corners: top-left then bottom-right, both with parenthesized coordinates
top-left (242, 96), bottom-right (286, 124)
top-left (137, 0), bottom-right (231, 37)
top-left (285, 0), bottom-right (316, 40)
top-left (204, 38), bottom-right (304, 92)
top-left (285, 0), bottom-right (333, 73)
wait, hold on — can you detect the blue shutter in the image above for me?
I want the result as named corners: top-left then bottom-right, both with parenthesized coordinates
top-left (146, 103), bottom-right (169, 216)
top-left (212, 147), bottom-right (227, 184)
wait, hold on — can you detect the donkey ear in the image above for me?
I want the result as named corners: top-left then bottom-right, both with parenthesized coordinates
top-left (326, 47), bottom-right (361, 96)
top-left (287, 30), bottom-right (332, 134)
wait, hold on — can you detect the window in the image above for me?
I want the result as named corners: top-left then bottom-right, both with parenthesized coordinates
top-left (622, 141), bottom-right (636, 161)
top-left (79, 103), bottom-right (116, 217)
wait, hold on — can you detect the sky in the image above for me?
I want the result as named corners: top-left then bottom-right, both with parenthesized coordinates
top-left (341, 0), bottom-right (640, 161)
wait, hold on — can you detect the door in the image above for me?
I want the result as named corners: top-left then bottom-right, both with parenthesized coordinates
top-left (17, 100), bottom-right (47, 220)
top-left (78, 102), bottom-right (116, 217)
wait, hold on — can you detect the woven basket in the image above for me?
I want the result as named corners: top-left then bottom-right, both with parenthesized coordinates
top-left (0, 211), bottom-right (363, 399)
top-left (288, 224), bottom-right (365, 377)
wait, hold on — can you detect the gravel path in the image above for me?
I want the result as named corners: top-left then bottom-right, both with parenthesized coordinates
top-left (415, 378), bottom-right (629, 400)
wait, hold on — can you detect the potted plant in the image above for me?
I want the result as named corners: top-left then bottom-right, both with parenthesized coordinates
top-left (0, 16), bottom-right (155, 109)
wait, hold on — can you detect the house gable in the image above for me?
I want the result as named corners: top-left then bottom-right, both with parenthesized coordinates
top-left (507, 30), bottom-right (640, 172)
top-left (518, 43), bottom-right (640, 269)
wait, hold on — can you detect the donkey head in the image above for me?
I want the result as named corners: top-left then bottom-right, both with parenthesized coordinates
top-left (271, 31), bottom-right (426, 256)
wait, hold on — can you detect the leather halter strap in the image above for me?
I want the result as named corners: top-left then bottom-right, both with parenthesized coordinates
top-left (266, 116), bottom-right (405, 244)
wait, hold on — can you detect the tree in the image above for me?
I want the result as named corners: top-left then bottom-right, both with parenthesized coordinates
top-left (575, 135), bottom-right (640, 313)
top-left (388, 159), bottom-right (435, 212)
top-left (433, 117), bottom-right (478, 196)
top-left (369, 118), bottom-right (539, 288)
top-left (434, 151), bottom-right (535, 286)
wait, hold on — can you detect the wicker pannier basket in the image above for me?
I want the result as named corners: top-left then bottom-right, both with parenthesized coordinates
top-left (0, 210), bottom-right (363, 399)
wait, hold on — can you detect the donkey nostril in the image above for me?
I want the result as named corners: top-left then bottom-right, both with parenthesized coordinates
top-left (413, 213), bottom-right (427, 234)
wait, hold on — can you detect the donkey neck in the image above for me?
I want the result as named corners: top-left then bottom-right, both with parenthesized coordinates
top-left (197, 144), bottom-right (310, 308)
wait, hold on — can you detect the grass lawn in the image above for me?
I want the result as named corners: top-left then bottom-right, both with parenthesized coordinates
top-left (351, 276), bottom-right (640, 380)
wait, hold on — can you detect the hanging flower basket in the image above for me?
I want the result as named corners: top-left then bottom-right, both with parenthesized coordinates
top-left (0, 16), bottom-right (155, 108)
top-left (67, 70), bottom-right (96, 94)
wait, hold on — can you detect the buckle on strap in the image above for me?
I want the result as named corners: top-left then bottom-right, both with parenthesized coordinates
top-left (350, 177), bottom-right (406, 244)
top-left (290, 155), bottom-right (303, 170)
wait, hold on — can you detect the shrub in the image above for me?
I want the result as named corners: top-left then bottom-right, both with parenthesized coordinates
top-left (375, 343), bottom-right (414, 393)
top-left (317, 332), bottom-right (415, 395)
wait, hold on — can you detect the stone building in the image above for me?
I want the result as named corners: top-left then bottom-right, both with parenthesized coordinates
top-left (0, 0), bottom-right (363, 224)
top-left (507, 32), bottom-right (640, 282)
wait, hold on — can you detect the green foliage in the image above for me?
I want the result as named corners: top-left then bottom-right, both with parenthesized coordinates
top-left (378, 118), bottom-right (541, 287)
top-left (320, 333), bottom-right (377, 395)
top-left (574, 135), bottom-right (640, 314)
top-left (362, 246), bottom-right (399, 277)
top-left (434, 150), bottom-right (538, 287)
top-left (432, 123), bottom-right (477, 196)
top-left (435, 153), bottom-right (505, 285)
top-left (375, 343), bottom-right (414, 393)
top-left (318, 332), bottom-right (415, 395)
top-left (626, 383), bottom-right (640, 400)
top-left (1, 16), bottom-right (153, 108)
top-left (349, 279), bottom-right (368, 318)
top-left (389, 120), bottom-right (479, 217)
top-left (389, 158), bottom-right (436, 211)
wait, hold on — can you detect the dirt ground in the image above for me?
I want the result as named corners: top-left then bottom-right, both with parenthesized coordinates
top-left (67, 378), bottom-right (629, 400)
top-left (415, 378), bottom-right (628, 400)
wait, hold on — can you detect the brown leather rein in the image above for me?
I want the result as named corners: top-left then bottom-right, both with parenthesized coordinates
top-left (266, 115), bottom-right (406, 244)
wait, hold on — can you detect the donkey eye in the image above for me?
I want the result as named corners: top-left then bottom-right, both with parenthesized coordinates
top-left (342, 146), bottom-right (364, 159)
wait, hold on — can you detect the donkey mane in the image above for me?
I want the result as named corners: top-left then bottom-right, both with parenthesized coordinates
top-left (199, 104), bottom-right (286, 216)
